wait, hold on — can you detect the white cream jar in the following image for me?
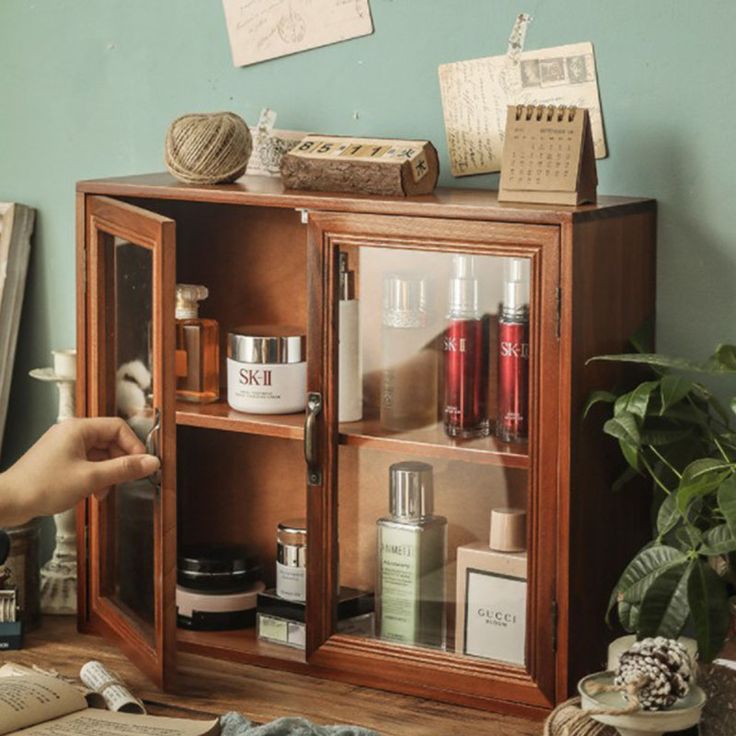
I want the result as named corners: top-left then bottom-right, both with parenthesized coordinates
top-left (227, 326), bottom-right (306, 414)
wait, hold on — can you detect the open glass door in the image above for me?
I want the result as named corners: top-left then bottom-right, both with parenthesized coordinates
top-left (83, 195), bottom-right (176, 689)
top-left (307, 212), bottom-right (560, 710)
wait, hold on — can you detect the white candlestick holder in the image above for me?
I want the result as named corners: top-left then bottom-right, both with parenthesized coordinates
top-left (29, 349), bottom-right (78, 615)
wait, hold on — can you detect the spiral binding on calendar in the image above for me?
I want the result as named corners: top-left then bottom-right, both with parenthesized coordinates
top-left (514, 104), bottom-right (578, 122)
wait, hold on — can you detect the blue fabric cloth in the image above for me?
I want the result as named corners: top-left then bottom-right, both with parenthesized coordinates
top-left (220, 712), bottom-right (379, 736)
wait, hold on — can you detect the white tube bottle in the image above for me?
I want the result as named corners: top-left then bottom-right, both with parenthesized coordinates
top-left (338, 252), bottom-right (362, 422)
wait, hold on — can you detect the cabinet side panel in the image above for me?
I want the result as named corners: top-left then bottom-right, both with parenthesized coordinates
top-left (560, 208), bottom-right (657, 695)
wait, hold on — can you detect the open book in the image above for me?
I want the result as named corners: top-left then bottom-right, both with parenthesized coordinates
top-left (0, 674), bottom-right (219, 736)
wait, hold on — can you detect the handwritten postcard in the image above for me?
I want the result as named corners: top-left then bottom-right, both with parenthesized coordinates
top-left (438, 42), bottom-right (607, 176)
top-left (222, 0), bottom-right (373, 67)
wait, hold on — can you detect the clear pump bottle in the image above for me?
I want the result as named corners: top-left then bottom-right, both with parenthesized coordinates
top-left (175, 284), bottom-right (219, 404)
top-left (380, 274), bottom-right (438, 431)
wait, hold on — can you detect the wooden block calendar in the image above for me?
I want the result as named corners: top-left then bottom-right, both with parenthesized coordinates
top-left (498, 105), bottom-right (597, 206)
top-left (281, 135), bottom-right (439, 197)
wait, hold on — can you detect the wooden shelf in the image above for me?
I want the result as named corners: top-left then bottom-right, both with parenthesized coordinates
top-left (176, 626), bottom-right (307, 671)
top-left (176, 401), bottom-right (305, 439)
top-left (176, 401), bottom-right (528, 468)
top-left (339, 418), bottom-right (529, 468)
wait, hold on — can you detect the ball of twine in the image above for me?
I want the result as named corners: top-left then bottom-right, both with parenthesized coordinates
top-left (543, 697), bottom-right (617, 736)
top-left (165, 112), bottom-right (252, 185)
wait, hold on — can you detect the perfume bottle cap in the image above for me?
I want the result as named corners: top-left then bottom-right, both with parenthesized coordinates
top-left (339, 253), bottom-right (356, 301)
top-left (382, 273), bottom-right (428, 328)
top-left (389, 461), bottom-right (434, 519)
top-left (176, 283), bottom-right (208, 320)
top-left (489, 507), bottom-right (527, 552)
top-left (448, 254), bottom-right (479, 318)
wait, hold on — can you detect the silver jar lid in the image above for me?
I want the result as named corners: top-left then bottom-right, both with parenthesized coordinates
top-left (228, 326), bottom-right (306, 364)
top-left (389, 461), bottom-right (434, 520)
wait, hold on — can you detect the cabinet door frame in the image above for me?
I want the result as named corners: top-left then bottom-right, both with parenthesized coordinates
top-left (79, 195), bottom-right (177, 689)
top-left (305, 211), bottom-right (561, 710)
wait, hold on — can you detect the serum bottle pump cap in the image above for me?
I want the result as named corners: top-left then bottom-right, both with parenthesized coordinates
top-left (447, 254), bottom-right (480, 319)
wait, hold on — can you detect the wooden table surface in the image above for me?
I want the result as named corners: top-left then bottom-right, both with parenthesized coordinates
top-left (5, 618), bottom-right (540, 735)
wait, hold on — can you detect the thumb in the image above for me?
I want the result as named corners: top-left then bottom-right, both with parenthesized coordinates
top-left (88, 454), bottom-right (160, 491)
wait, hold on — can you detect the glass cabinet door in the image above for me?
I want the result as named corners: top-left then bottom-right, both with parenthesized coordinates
top-left (84, 195), bottom-right (176, 689)
top-left (307, 212), bottom-right (559, 708)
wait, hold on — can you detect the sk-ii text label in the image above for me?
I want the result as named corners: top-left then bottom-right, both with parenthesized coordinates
top-left (238, 368), bottom-right (273, 386)
top-left (499, 341), bottom-right (529, 358)
top-left (443, 336), bottom-right (468, 352)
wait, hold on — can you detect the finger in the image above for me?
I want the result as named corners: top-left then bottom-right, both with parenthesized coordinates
top-left (87, 454), bottom-right (160, 491)
top-left (94, 488), bottom-right (111, 502)
top-left (80, 417), bottom-right (146, 456)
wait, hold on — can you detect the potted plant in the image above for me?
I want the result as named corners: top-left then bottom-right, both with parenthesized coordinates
top-left (586, 341), bottom-right (736, 662)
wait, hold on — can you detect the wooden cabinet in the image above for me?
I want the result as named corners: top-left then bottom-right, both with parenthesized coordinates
top-left (75, 174), bottom-right (656, 718)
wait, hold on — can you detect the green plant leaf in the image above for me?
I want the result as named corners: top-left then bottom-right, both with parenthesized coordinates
top-left (676, 469), bottom-right (730, 516)
top-left (704, 344), bottom-right (736, 373)
top-left (659, 375), bottom-right (693, 414)
top-left (638, 561), bottom-right (691, 639)
top-left (620, 440), bottom-right (640, 472)
top-left (583, 390), bottom-right (617, 418)
top-left (617, 599), bottom-right (641, 632)
top-left (628, 319), bottom-right (655, 354)
top-left (604, 413), bottom-right (641, 448)
top-left (700, 524), bottom-right (736, 556)
top-left (639, 428), bottom-right (692, 447)
top-left (588, 353), bottom-right (703, 371)
top-left (656, 494), bottom-right (680, 537)
top-left (687, 560), bottom-right (731, 662)
top-left (607, 545), bottom-right (687, 625)
top-left (614, 381), bottom-right (659, 420)
top-left (612, 466), bottom-right (639, 493)
top-left (589, 349), bottom-right (736, 375)
top-left (717, 475), bottom-right (736, 539)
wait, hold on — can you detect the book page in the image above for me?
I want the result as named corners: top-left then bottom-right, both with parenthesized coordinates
top-left (0, 675), bottom-right (87, 736)
top-left (17, 709), bottom-right (220, 736)
top-left (0, 662), bottom-right (105, 709)
top-left (222, 0), bottom-right (373, 67)
top-left (439, 42), bottom-right (606, 176)
top-left (80, 661), bottom-right (146, 714)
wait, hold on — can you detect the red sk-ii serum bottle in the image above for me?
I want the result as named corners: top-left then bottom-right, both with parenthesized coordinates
top-left (497, 259), bottom-right (529, 442)
top-left (443, 254), bottom-right (490, 438)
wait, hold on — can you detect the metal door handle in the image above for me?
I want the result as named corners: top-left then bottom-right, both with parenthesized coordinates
top-left (304, 392), bottom-right (322, 486)
top-left (144, 408), bottom-right (162, 487)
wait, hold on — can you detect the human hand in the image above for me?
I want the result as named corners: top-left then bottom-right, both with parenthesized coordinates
top-left (0, 417), bottom-right (160, 527)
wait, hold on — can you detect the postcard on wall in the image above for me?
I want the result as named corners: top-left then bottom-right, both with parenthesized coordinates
top-left (222, 0), bottom-right (373, 68)
top-left (438, 42), bottom-right (607, 176)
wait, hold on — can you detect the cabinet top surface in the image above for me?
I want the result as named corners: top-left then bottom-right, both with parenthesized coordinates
top-left (78, 172), bottom-right (655, 224)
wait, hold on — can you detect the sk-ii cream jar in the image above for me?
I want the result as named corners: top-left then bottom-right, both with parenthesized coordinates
top-left (227, 326), bottom-right (306, 414)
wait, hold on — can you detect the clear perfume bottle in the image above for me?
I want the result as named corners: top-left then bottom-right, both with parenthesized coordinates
top-left (380, 274), bottom-right (438, 431)
top-left (377, 461), bottom-right (447, 649)
top-left (175, 284), bottom-right (219, 404)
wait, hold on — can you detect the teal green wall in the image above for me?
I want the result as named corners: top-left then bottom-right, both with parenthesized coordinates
top-left (1, 0), bottom-right (735, 466)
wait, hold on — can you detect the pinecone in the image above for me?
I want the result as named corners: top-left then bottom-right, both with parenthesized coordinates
top-left (614, 637), bottom-right (693, 710)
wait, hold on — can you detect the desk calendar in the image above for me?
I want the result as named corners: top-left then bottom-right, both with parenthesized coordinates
top-left (499, 105), bottom-right (597, 206)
